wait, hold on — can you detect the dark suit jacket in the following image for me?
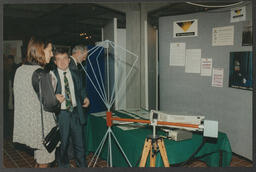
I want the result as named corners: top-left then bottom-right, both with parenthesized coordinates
top-left (69, 57), bottom-right (87, 91)
top-left (53, 68), bottom-right (87, 125)
top-left (69, 57), bottom-right (78, 71)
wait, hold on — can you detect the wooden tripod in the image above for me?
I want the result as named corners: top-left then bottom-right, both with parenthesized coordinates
top-left (139, 135), bottom-right (170, 167)
top-left (104, 111), bottom-right (199, 167)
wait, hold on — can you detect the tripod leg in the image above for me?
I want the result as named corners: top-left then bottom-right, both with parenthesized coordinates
top-left (88, 128), bottom-right (109, 167)
top-left (107, 134), bottom-right (110, 167)
top-left (108, 130), bottom-right (113, 167)
top-left (110, 129), bottom-right (132, 167)
top-left (139, 139), bottom-right (151, 167)
top-left (93, 129), bottom-right (110, 167)
top-left (158, 139), bottom-right (170, 167)
top-left (150, 141), bottom-right (157, 167)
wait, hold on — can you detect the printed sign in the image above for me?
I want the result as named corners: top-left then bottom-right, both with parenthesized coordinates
top-left (173, 19), bottom-right (198, 38)
top-left (212, 68), bottom-right (224, 88)
top-left (212, 26), bottom-right (234, 46)
top-left (231, 6), bottom-right (246, 23)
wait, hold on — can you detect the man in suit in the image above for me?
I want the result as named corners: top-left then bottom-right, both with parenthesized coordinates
top-left (53, 47), bottom-right (90, 168)
top-left (69, 45), bottom-right (88, 117)
top-left (70, 45), bottom-right (88, 71)
top-left (68, 45), bottom-right (89, 165)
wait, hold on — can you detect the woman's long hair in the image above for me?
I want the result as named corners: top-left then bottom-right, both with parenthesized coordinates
top-left (25, 37), bottom-right (52, 67)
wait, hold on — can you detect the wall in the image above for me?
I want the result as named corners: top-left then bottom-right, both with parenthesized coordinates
top-left (147, 22), bottom-right (157, 110)
top-left (159, 3), bottom-right (252, 159)
top-left (125, 7), bottom-right (141, 110)
top-left (139, 3), bottom-right (169, 110)
top-left (3, 40), bottom-right (23, 63)
top-left (115, 28), bottom-right (127, 110)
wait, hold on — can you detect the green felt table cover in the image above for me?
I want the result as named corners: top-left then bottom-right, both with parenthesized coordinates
top-left (85, 111), bottom-right (232, 167)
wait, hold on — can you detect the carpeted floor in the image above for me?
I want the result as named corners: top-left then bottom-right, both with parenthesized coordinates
top-left (3, 137), bottom-right (253, 168)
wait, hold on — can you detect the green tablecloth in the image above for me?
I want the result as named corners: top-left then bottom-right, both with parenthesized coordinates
top-left (85, 111), bottom-right (232, 167)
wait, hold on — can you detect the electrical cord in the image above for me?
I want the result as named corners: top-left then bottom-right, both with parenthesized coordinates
top-left (185, 1), bottom-right (245, 8)
top-left (179, 137), bottom-right (206, 167)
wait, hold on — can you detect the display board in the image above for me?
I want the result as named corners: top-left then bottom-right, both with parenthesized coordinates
top-left (158, 3), bottom-right (252, 159)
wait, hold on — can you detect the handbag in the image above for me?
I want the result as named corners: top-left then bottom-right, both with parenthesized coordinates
top-left (39, 75), bottom-right (60, 153)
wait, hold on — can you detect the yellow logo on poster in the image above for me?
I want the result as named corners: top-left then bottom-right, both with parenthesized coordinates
top-left (235, 9), bottom-right (242, 15)
top-left (177, 21), bottom-right (194, 32)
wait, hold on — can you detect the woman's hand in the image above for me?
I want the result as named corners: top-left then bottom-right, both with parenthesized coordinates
top-left (56, 94), bottom-right (65, 103)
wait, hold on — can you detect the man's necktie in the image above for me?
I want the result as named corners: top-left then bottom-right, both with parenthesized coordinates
top-left (63, 72), bottom-right (73, 112)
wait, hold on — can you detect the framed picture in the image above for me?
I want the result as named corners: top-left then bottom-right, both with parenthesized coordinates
top-left (229, 51), bottom-right (252, 90)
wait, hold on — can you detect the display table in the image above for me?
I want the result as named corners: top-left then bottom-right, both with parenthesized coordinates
top-left (85, 111), bottom-right (232, 167)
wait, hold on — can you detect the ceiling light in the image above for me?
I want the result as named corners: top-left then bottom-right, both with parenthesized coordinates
top-left (80, 33), bottom-right (87, 36)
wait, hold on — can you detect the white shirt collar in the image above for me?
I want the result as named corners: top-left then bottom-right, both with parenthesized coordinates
top-left (57, 67), bottom-right (70, 74)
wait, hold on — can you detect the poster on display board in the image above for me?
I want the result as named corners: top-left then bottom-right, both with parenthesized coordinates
top-left (185, 49), bottom-right (201, 73)
top-left (229, 51), bottom-right (252, 90)
top-left (169, 42), bottom-right (186, 66)
top-left (201, 58), bottom-right (212, 76)
top-left (3, 40), bottom-right (23, 63)
top-left (212, 26), bottom-right (234, 46)
top-left (230, 6), bottom-right (246, 23)
top-left (212, 68), bottom-right (224, 88)
top-left (173, 19), bottom-right (198, 38)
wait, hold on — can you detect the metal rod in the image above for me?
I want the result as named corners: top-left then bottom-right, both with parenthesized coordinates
top-left (95, 47), bottom-right (108, 104)
top-left (153, 124), bottom-right (156, 139)
top-left (86, 46), bottom-right (108, 104)
top-left (111, 117), bottom-right (199, 129)
top-left (107, 134), bottom-right (110, 167)
top-left (106, 42), bottom-right (110, 104)
top-left (93, 129), bottom-right (110, 167)
top-left (89, 126), bottom-right (131, 167)
top-left (110, 129), bottom-right (132, 167)
top-left (109, 130), bottom-right (113, 167)
top-left (88, 128), bottom-right (109, 167)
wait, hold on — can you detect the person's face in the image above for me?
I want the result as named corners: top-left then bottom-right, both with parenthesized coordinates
top-left (77, 50), bottom-right (88, 62)
top-left (234, 66), bottom-right (240, 71)
top-left (54, 53), bottom-right (70, 71)
top-left (44, 43), bottom-right (53, 63)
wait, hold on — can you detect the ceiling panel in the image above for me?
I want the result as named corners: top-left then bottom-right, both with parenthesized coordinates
top-left (4, 3), bottom-right (126, 45)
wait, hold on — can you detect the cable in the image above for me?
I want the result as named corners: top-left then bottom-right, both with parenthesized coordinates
top-left (179, 137), bottom-right (206, 167)
top-left (204, 1), bottom-right (251, 13)
top-left (135, 136), bottom-right (209, 167)
top-left (186, 1), bottom-right (245, 8)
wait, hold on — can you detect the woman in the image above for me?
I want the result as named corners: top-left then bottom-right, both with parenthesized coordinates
top-left (13, 37), bottom-right (64, 168)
